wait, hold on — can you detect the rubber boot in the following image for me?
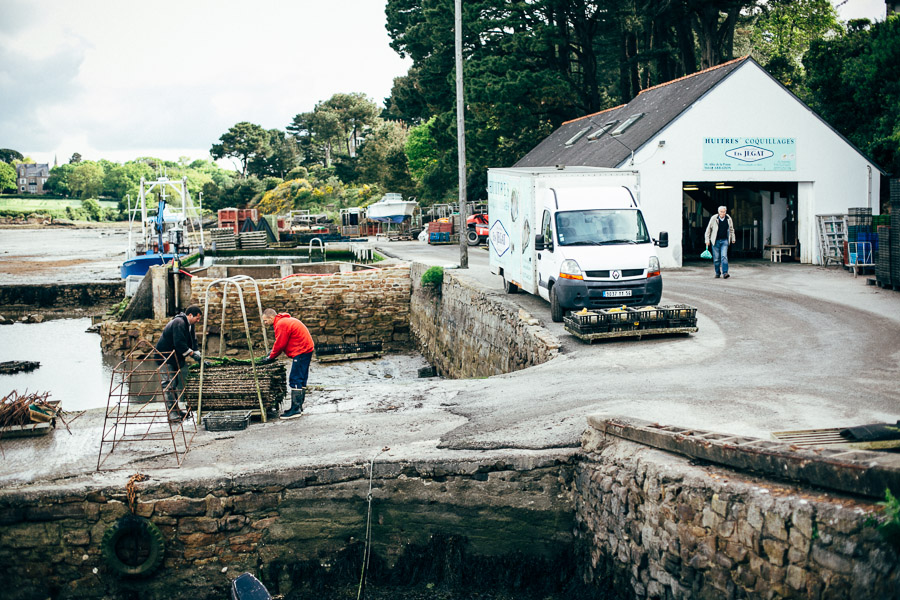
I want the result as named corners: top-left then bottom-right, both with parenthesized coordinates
top-left (166, 400), bottom-right (185, 423)
top-left (280, 388), bottom-right (305, 420)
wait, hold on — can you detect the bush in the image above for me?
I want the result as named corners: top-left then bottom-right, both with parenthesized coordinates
top-left (420, 266), bottom-right (443, 288)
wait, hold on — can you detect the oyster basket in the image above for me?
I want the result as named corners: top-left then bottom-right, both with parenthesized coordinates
top-left (202, 410), bottom-right (251, 432)
top-left (316, 340), bottom-right (383, 358)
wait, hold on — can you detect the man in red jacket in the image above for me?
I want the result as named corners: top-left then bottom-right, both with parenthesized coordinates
top-left (259, 308), bottom-right (315, 419)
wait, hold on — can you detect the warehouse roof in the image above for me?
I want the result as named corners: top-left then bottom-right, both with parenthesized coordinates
top-left (514, 56), bottom-right (885, 174)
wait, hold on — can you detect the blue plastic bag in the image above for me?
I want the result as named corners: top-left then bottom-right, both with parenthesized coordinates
top-left (700, 248), bottom-right (712, 260)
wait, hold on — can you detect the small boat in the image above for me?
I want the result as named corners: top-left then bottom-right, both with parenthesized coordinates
top-left (230, 572), bottom-right (272, 599)
top-left (121, 174), bottom-right (203, 278)
top-left (365, 193), bottom-right (418, 223)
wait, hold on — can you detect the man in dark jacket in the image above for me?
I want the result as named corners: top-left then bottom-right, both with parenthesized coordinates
top-left (155, 305), bottom-right (203, 422)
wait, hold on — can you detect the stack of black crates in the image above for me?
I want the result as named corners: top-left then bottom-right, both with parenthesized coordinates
top-left (877, 179), bottom-right (900, 288)
top-left (564, 304), bottom-right (697, 335)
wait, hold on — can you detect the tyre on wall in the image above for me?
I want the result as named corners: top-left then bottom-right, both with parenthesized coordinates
top-left (101, 514), bottom-right (165, 577)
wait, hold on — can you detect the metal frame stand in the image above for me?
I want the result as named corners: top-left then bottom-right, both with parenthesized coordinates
top-left (97, 340), bottom-right (196, 470)
top-left (198, 276), bottom-right (270, 423)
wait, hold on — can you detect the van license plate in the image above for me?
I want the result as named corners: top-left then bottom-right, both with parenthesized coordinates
top-left (603, 290), bottom-right (632, 298)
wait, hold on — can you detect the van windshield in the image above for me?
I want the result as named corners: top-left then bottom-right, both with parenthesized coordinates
top-left (555, 209), bottom-right (650, 246)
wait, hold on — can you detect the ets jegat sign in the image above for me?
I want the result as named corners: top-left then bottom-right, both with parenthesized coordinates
top-left (703, 136), bottom-right (796, 171)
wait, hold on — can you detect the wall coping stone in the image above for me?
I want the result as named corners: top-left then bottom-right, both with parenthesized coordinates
top-left (0, 454), bottom-right (576, 505)
top-left (587, 414), bottom-right (900, 499)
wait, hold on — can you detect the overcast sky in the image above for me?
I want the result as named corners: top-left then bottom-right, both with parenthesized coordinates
top-left (0, 0), bottom-right (412, 165)
top-left (0, 0), bottom-right (887, 168)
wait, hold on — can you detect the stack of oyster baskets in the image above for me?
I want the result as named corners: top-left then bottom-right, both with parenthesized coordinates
top-left (875, 180), bottom-right (900, 289)
top-left (564, 304), bottom-right (697, 335)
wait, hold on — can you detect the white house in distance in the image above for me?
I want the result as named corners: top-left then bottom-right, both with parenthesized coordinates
top-left (514, 56), bottom-right (886, 267)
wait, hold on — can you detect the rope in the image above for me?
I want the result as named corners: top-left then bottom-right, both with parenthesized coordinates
top-left (126, 473), bottom-right (149, 515)
top-left (357, 448), bottom-right (387, 600)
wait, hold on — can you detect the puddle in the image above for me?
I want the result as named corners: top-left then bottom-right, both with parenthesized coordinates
top-left (0, 318), bottom-right (120, 411)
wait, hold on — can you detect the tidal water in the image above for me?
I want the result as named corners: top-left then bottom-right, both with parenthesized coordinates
top-left (0, 318), bottom-right (120, 411)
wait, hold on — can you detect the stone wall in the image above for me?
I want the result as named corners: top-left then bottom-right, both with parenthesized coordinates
top-left (99, 318), bottom-right (169, 353)
top-left (0, 458), bottom-right (575, 600)
top-left (575, 428), bottom-right (900, 599)
top-left (409, 263), bottom-right (560, 379)
top-left (101, 265), bottom-right (412, 354)
top-left (0, 282), bottom-right (124, 314)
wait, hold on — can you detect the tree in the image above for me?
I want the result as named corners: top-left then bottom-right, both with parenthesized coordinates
top-left (69, 152), bottom-right (82, 164)
top-left (68, 162), bottom-right (105, 199)
top-left (248, 129), bottom-right (300, 178)
top-left (0, 149), bottom-right (24, 164)
top-left (81, 198), bottom-right (103, 221)
top-left (0, 161), bottom-right (16, 193)
top-left (320, 93), bottom-right (380, 158)
top-left (804, 16), bottom-right (900, 176)
top-left (45, 163), bottom-right (77, 196)
top-left (210, 122), bottom-right (271, 177)
top-left (742, 0), bottom-right (841, 92)
top-left (286, 111), bottom-right (328, 166)
top-left (288, 93), bottom-right (380, 168)
top-left (103, 161), bottom-right (154, 203)
top-left (357, 119), bottom-right (416, 198)
top-left (384, 0), bottom-right (765, 201)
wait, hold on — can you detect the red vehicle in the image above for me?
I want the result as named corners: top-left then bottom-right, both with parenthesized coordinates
top-left (466, 213), bottom-right (489, 246)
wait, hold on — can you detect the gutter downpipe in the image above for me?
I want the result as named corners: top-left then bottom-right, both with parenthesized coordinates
top-left (867, 165), bottom-right (872, 210)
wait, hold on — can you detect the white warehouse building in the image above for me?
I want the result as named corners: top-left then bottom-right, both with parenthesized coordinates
top-left (514, 56), bottom-right (886, 268)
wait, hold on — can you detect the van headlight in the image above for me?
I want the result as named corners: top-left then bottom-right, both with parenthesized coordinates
top-left (559, 260), bottom-right (584, 280)
top-left (648, 256), bottom-right (660, 278)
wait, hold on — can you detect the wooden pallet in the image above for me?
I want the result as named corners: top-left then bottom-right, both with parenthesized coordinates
top-left (565, 325), bottom-right (698, 343)
top-left (871, 279), bottom-right (900, 291)
top-left (0, 421), bottom-right (54, 438)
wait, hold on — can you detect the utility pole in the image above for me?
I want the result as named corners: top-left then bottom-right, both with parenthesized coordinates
top-left (455, 0), bottom-right (468, 268)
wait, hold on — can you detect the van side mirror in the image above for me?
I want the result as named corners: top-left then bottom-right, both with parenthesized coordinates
top-left (656, 231), bottom-right (668, 248)
top-left (535, 234), bottom-right (545, 251)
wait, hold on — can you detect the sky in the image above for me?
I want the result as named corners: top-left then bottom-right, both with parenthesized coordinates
top-left (0, 0), bottom-right (412, 166)
top-left (0, 0), bottom-right (888, 169)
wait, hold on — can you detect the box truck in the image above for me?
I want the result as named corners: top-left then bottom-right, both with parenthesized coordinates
top-left (488, 166), bottom-right (667, 322)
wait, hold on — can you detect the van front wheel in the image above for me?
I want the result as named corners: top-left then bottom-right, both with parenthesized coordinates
top-left (550, 285), bottom-right (564, 322)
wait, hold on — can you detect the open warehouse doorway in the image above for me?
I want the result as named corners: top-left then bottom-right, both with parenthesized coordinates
top-left (681, 181), bottom-right (799, 260)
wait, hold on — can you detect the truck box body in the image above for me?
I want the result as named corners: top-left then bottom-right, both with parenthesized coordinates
top-left (488, 167), bottom-right (665, 320)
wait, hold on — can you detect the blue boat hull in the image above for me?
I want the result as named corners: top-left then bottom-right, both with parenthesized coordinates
top-left (120, 254), bottom-right (178, 278)
top-left (367, 215), bottom-right (409, 224)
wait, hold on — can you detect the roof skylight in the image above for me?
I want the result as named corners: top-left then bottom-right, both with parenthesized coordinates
top-left (565, 126), bottom-right (592, 146)
top-left (587, 122), bottom-right (618, 141)
top-left (610, 113), bottom-right (644, 136)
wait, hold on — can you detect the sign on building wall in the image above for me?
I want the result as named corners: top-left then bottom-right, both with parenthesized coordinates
top-left (703, 137), bottom-right (796, 171)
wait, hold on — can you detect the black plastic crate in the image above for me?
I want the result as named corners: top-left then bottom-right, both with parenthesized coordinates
top-left (877, 226), bottom-right (891, 283)
top-left (202, 410), bottom-right (251, 432)
top-left (316, 340), bottom-right (383, 357)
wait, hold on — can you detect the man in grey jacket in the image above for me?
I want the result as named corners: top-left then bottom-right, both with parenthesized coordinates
top-left (704, 206), bottom-right (736, 279)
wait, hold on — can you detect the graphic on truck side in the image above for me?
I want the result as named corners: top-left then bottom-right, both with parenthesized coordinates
top-left (490, 220), bottom-right (510, 257)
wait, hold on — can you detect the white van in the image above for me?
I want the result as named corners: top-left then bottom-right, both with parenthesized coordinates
top-left (488, 166), bottom-right (667, 322)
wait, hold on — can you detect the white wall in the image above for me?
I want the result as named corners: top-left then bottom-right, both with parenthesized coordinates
top-left (628, 61), bottom-right (881, 267)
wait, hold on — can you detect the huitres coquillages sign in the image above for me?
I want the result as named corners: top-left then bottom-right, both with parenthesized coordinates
top-left (702, 136), bottom-right (796, 171)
